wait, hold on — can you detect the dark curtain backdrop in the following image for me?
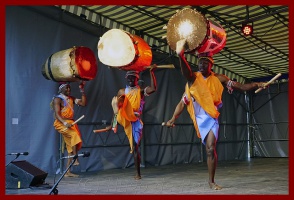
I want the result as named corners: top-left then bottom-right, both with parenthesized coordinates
top-left (6, 6), bottom-right (288, 175)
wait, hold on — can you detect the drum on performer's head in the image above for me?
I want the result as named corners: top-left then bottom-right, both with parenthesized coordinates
top-left (197, 20), bottom-right (226, 55)
top-left (42, 46), bottom-right (97, 82)
top-left (166, 8), bottom-right (226, 56)
top-left (97, 29), bottom-right (152, 72)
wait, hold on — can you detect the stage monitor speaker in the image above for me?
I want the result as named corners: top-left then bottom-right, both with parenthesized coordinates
top-left (6, 160), bottom-right (48, 189)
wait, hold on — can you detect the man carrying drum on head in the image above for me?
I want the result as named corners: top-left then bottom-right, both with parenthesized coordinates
top-left (51, 81), bottom-right (86, 177)
top-left (111, 65), bottom-right (157, 180)
top-left (165, 40), bottom-right (267, 190)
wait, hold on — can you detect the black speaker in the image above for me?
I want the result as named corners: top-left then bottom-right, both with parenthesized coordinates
top-left (6, 160), bottom-right (48, 189)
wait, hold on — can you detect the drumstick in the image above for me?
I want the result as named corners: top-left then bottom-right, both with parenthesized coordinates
top-left (61, 115), bottom-right (85, 131)
top-left (255, 73), bottom-right (281, 93)
top-left (72, 115), bottom-right (85, 125)
top-left (93, 126), bottom-right (112, 133)
top-left (146, 64), bottom-right (175, 69)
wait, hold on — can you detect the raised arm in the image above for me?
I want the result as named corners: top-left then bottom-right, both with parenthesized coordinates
top-left (176, 39), bottom-right (196, 84)
top-left (76, 81), bottom-right (87, 106)
top-left (144, 64), bottom-right (157, 96)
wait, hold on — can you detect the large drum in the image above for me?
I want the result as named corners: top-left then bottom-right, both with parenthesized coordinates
top-left (97, 29), bottom-right (152, 72)
top-left (166, 8), bottom-right (226, 55)
top-left (42, 46), bottom-right (97, 82)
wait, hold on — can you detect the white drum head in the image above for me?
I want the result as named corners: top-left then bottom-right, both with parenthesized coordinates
top-left (166, 8), bottom-right (207, 52)
top-left (97, 29), bottom-right (136, 67)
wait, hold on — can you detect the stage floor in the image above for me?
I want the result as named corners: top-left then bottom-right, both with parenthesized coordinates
top-left (5, 157), bottom-right (288, 195)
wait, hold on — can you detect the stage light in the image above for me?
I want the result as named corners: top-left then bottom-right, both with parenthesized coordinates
top-left (242, 6), bottom-right (253, 36)
top-left (241, 23), bottom-right (253, 36)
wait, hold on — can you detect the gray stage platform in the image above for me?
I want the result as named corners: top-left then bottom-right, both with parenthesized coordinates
top-left (5, 157), bottom-right (288, 195)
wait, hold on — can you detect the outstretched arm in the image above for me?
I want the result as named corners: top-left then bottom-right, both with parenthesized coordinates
top-left (144, 64), bottom-right (157, 96)
top-left (216, 74), bottom-right (267, 92)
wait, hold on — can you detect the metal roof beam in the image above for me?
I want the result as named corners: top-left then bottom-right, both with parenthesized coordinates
top-left (124, 6), bottom-right (167, 23)
top-left (195, 6), bottom-right (288, 60)
top-left (223, 6), bottom-right (288, 27)
top-left (129, 6), bottom-right (170, 32)
top-left (132, 5), bottom-right (280, 79)
top-left (193, 6), bottom-right (288, 74)
top-left (227, 23), bottom-right (287, 62)
top-left (220, 47), bottom-right (276, 76)
top-left (259, 6), bottom-right (288, 27)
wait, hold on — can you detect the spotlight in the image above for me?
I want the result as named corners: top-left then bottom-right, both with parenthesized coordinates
top-left (241, 21), bottom-right (253, 36)
top-left (242, 24), bottom-right (253, 36)
top-left (242, 6), bottom-right (253, 36)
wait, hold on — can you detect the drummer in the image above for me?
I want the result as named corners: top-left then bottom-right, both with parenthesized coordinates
top-left (50, 81), bottom-right (87, 177)
top-left (111, 65), bottom-right (157, 180)
top-left (165, 40), bottom-right (267, 190)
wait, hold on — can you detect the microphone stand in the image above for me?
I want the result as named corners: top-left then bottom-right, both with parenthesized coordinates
top-left (5, 155), bottom-right (20, 167)
top-left (48, 155), bottom-right (78, 195)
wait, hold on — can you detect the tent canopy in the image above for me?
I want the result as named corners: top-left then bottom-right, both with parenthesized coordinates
top-left (57, 5), bottom-right (289, 83)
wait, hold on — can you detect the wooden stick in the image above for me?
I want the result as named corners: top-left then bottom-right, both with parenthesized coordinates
top-left (72, 115), bottom-right (85, 125)
top-left (255, 73), bottom-right (282, 93)
top-left (146, 64), bottom-right (175, 69)
top-left (93, 126), bottom-right (112, 133)
top-left (61, 115), bottom-right (85, 131)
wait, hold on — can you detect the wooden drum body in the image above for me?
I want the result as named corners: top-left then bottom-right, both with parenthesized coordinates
top-left (166, 8), bottom-right (226, 56)
top-left (197, 20), bottom-right (227, 55)
top-left (42, 46), bottom-right (97, 82)
top-left (97, 29), bottom-right (152, 72)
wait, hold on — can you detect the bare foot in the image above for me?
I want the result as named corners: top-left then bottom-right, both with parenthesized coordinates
top-left (134, 175), bottom-right (141, 180)
top-left (64, 171), bottom-right (79, 177)
top-left (209, 182), bottom-right (222, 190)
top-left (73, 160), bottom-right (80, 166)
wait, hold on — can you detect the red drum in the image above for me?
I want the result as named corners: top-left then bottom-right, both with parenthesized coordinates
top-left (166, 8), bottom-right (226, 56)
top-left (42, 46), bottom-right (97, 82)
top-left (197, 20), bottom-right (227, 55)
top-left (97, 29), bottom-right (152, 72)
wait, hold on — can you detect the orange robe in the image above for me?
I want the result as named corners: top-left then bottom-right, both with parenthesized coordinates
top-left (53, 95), bottom-right (82, 153)
top-left (185, 72), bottom-right (223, 138)
top-left (117, 86), bottom-right (143, 153)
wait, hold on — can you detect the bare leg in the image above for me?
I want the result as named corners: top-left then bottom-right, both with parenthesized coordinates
top-left (205, 130), bottom-right (222, 190)
top-left (72, 145), bottom-right (79, 166)
top-left (64, 148), bottom-right (79, 177)
top-left (134, 143), bottom-right (141, 180)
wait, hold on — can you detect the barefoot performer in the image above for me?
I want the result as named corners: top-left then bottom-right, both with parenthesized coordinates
top-left (111, 66), bottom-right (157, 180)
top-left (51, 81), bottom-right (87, 177)
top-left (165, 39), bottom-right (267, 190)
